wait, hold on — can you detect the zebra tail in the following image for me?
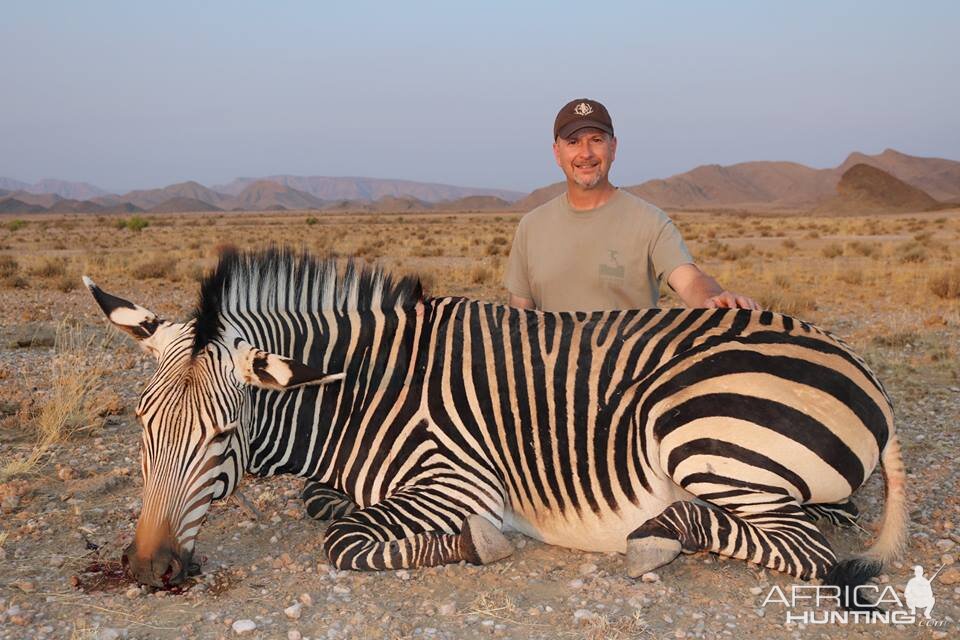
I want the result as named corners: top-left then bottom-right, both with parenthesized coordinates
top-left (824, 432), bottom-right (908, 610)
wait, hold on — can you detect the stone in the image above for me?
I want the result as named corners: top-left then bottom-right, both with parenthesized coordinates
top-left (938, 567), bottom-right (960, 585)
top-left (232, 619), bottom-right (257, 634)
top-left (573, 609), bottom-right (595, 624)
top-left (936, 538), bottom-right (955, 552)
top-left (298, 593), bottom-right (312, 606)
top-left (396, 570), bottom-right (410, 581)
top-left (579, 562), bottom-right (598, 575)
top-left (288, 631), bottom-right (302, 640)
top-left (284, 603), bottom-right (302, 620)
top-left (641, 572), bottom-right (661, 583)
top-left (438, 602), bottom-right (457, 616)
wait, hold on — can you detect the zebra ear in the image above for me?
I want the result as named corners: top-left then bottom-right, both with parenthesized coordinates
top-left (233, 340), bottom-right (345, 391)
top-left (83, 276), bottom-right (164, 354)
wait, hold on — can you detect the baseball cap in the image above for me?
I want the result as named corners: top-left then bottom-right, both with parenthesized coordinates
top-left (553, 98), bottom-right (614, 140)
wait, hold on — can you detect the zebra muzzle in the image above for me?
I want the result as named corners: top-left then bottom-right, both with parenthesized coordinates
top-left (122, 540), bottom-right (191, 588)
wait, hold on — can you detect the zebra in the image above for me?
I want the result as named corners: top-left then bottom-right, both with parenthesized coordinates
top-left (83, 248), bottom-right (906, 606)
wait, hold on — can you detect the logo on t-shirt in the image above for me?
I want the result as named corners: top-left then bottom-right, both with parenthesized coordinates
top-left (599, 250), bottom-right (624, 281)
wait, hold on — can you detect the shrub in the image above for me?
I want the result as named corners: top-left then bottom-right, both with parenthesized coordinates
top-left (30, 257), bottom-right (68, 279)
top-left (131, 257), bottom-right (178, 280)
top-left (306, 216), bottom-right (319, 225)
top-left (781, 238), bottom-right (797, 250)
top-left (930, 267), bottom-right (960, 299)
top-left (896, 241), bottom-right (927, 264)
top-left (821, 243), bottom-right (843, 259)
top-left (117, 216), bottom-right (149, 232)
top-left (6, 219), bottom-right (26, 232)
top-left (0, 255), bottom-right (17, 278)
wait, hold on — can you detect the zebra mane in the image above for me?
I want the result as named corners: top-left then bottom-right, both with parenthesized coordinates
top-left (192, 247), bottom-right (423, 356)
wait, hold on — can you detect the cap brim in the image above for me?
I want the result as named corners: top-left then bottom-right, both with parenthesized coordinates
top-left (556, 120), bottom-right (614, 140)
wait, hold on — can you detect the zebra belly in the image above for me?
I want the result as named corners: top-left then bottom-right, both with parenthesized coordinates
top-left (502, 480), bottom-right (692, 554)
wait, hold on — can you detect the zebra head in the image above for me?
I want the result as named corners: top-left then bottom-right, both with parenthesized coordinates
top-left (83, 276), bottom-right (343, 587)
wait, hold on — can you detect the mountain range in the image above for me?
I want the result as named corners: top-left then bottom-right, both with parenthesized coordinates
top-left (2, 148), bottom-right (958, 214)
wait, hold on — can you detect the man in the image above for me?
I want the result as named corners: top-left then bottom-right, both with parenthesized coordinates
top-left (505, 98), bottom-right (759, 312)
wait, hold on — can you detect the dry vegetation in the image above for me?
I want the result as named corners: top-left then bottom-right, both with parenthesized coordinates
top-left (0, 206), bottom-right (958, 638)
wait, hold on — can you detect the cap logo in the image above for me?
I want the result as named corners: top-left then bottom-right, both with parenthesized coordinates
top-left (573, 102), bottom-right (593, 116)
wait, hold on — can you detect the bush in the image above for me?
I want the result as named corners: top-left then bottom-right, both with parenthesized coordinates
top-left (117, 216), bottom-right (149, 232)
top-left (6, 219), bottom-right (26, 232)
top-left (30, 257), bottom-right (68, 279)
top-left (0, 255), bottom-right (18, 278)
top-left (131, 257), bottom-right (177, 280)
top-left (821, 243), bottom-right (843, 259)
top-left (930, 267), bottom-right (960, 299)
top-left (306, 216), bottom-right (319, 225)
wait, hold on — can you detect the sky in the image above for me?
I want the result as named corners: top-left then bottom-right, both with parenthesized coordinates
top-left (1, 1), bottom-right (958, 194)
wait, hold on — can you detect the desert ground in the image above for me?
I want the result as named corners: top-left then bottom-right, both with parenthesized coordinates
top-left (0, 207), bottom-right (959, 639)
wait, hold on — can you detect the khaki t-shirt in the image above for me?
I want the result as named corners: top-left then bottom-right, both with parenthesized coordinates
top-left (504, 189), bottom-right (693, 311)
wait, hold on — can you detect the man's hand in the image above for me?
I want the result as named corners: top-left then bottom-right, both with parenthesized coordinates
top-left (704, 291), bottom-right (761, 310)
top-left (668, 263), bottom-right (761, 310)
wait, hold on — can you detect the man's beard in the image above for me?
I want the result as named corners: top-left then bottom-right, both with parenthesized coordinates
top-left (573, 171), bottom-right (603, 189)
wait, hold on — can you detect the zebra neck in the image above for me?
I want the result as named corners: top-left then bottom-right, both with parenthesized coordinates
top-left (242, 306), bottom-right (428, 483)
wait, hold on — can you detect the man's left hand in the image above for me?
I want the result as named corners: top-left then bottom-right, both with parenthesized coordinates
top-left (704, 291), bottom-right (761, 310)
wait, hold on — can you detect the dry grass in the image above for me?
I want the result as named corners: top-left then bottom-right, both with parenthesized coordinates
top-left (1, 321), bottom-right (114, 481)
top-left (930, 267), bottom-right (960, 299)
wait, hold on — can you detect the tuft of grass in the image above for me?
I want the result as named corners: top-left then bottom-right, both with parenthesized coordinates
top-left (896, 241), bottom-right (927, 264)
top-left (0, 254), bottom-right (18, 278)
top-left (30, 257), bottom-right (68, 279)
top-left (757, 289), bottom-right (817, 317)
top-left (1, 322), bottom-right (113, 481)
top-left (930, 267), bottom-right (960, 299)
top-left (6, 219), bottom-right (26, 232)
top-left (131, 256), bottom-right (178, 280)
top-left (821, 243), bottom-right (843, 259)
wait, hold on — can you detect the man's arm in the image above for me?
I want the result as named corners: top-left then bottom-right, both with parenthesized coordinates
top-left (667, 263), bottom-right (760, 310)
top-left (509, 294), bottom-right (536, 310)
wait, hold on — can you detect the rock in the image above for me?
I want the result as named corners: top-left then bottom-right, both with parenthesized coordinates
top-left (97, 628), bottom-right (127, 640)
top-left (579, 562), bottom-right (598, 575)
top-left (2, 495), bottom-right (20, 513)
top-left (125, 586), bottom-right (142, 599)
top-left (748, 586), bottom-right (764, 595)
top-left (57, 466), bottom-right (76, 481)
top-left (939, 567), bottom-right (960, 585)
top-left (284, 603), bottom-right (302, 620)
top-left (438, 602), bottom-right (457, 616)
top-left (288, 631), bottom-right (302, 640)
top-left (641, 572), bottom-right (661, 583)
top-left (568, 579), bottom-right (584, 589)
top-left (232, 619), bottom-right (257, 635)
top-left (936, 538), bottom-right (955, 552)
top-left (396, 570), bottom-right (410, 581)
top-left (573, 609), bottom-right (595, 624)
top-left (15, 581), bottom-right (35, 593)
top-left (298, 593), bottom-right (312, 606)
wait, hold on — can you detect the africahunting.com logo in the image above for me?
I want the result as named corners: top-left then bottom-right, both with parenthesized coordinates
top-left (759, 564), bottom-right (951, 627)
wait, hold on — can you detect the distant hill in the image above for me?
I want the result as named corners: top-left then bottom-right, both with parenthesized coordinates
top-left (0, 177), bottom-right (108, 200)
top-left (513, 182), bottom-right (565, 211)
top-left (439, 195), bottom-right (512, 210)
top-left (214, 175), bottom-right (523, 204)
top-left (0, 198), bottom-right (46, 213)
top-left (47, 198), bottom-right (106, 213)
top-left (818, 164), bottom-right (943, 214)
top-left (149, 197), bottom-right (222, 213)
top-left (835, 148), bottom-right (960, 202)
top-left (627, 161), bottom-right (838, 209)
top-left (228, 180), bottom-right (326, 211)
top-left (369, 196), bottom-right (433, 212)
top-left (3, 190), bottom-right (64, 208)
top-left (114, 181), bottom-right (230, 210)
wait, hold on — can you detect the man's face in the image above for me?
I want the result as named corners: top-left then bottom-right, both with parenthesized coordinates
top-left (553, 128), bottom-right (617, 189)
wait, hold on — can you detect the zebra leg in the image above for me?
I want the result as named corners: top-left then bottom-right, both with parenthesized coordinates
top-left (627, 499), bottom-right (837, 580)
top-left (301, 480), bottom-right (357, 521)
top-left (802, 499), bottom-right (860, 528)
top-left (322, 487), bottom-right (513, 571)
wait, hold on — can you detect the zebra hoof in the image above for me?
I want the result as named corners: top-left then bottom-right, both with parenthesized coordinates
top-left (626, 536), bottom-right (682, 578)
top-left (462, 515), bottom-right (513, 565)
